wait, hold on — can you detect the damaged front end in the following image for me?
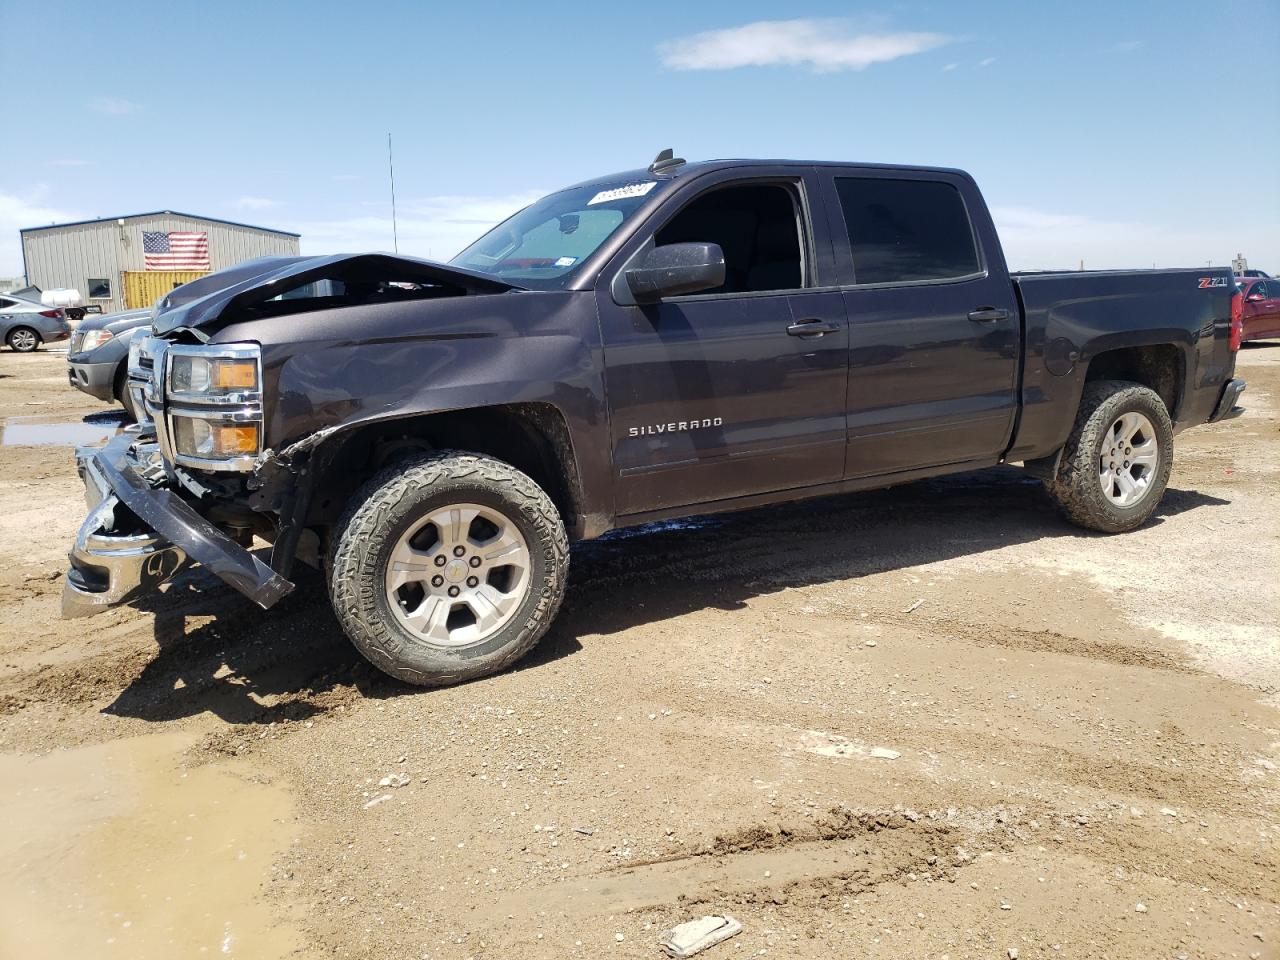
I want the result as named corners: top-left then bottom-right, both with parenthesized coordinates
top-left (63, 331), bottom-right (298, 618)
top-left (63, 251), bottom-right (519, 619)
top-left (63, 429), bottom-right (293, 617)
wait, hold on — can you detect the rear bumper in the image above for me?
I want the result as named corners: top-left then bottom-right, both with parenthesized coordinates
top-left (39, 320), bottom-right (72, 342)
top-left (62, 430), bottom-right (294, 618)
top-left (1208, 377), bottom-right (1246, 423)
top-left (67, 358), bottom-right (118, 402)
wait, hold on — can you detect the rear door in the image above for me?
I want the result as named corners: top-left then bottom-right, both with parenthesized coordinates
top-left (595, 167), bottom-right (849, 517)
top-left (818, 169), bottom-right (1020, 478)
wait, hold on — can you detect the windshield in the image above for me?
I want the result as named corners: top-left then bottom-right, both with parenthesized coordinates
top-left (451, 180), bottom-right (663, 289)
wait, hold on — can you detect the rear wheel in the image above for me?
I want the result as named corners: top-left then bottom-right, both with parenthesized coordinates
top-left (329, 451), bottom-right (569, 686)
top-left (1043, 380), bottom-right (1173, 533)
top-left (7, 327), bottom-right (40, 352)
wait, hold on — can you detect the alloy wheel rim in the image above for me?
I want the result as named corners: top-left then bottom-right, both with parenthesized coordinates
top-left (383, 502), bottom-right (532, 647)
top-left (12, 330), bottom-right (36, 350)
top-left (1098, 411), bottom-right (1158, 507)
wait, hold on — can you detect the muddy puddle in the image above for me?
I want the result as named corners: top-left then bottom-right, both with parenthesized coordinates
top-left (0, 731), bottom-right (302, 958)
top-left (0, 416), bottom-right (120, 447)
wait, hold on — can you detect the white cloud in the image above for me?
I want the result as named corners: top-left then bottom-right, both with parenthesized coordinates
top-left (658, 19), bottom-right (950, 73)
top-left (295, 191), bottom-right (542, 262)
top-left (993, 205), bottom-right (1276, 271)
top-left (235, 195), bottom-right (282, 211)
top-left (0, 191), bottom-right (81, 277)
top-left (978, 57), bottom-right (996, 67)
top-left (90, 97), bottom-right (141, 115)
top-left (942, 62), bottom-right (959, 72)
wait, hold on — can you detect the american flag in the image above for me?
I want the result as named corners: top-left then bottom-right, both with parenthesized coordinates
top-left (143, 231), bottom-right (209, 270)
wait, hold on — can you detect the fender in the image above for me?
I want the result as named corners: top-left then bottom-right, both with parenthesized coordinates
top-left (1007, 271), bottom-right (1218, 463)
top-left (217, 289), bottom-right (614, 541)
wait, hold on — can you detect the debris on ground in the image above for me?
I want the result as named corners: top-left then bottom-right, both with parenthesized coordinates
top-left (902, 598), bottom-right (925, 614)
top-left (869, 747), bottom-right (901, 760)
top-left (658, 915), bottom-right (743, 958)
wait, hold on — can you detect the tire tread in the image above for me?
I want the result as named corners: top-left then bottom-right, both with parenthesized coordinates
top-left (329, 450), bottom-right (569, 686)
top-left (1044, 379), bottom-right (1173, 534)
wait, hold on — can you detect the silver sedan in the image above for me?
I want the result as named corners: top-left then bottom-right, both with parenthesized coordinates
top-left (0, 294), bottom-right (73, 352)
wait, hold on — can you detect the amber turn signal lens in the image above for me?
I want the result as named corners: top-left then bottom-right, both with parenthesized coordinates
top-left (212, 360), bottom-right (258, 389)
top-left (214, 425), bottom-right (259, 455)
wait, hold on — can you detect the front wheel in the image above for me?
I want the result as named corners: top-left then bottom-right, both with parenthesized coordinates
top-left (329, 451), bottom-right (569, 686)
top-left (1043, 380), bottom-right (1174, 533)
top-left (7, 327), bottom-right (40, 352)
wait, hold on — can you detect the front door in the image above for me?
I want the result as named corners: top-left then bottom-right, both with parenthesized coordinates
top-left (596, 175), bottom-right (849, 517)
top-left (821, 170), bottom-right (1021, 477)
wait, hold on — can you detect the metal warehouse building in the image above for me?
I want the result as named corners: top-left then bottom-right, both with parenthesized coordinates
top-left (20, 212), bottom-right (300, 313)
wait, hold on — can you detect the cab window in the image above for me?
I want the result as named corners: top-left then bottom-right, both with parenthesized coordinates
top-left (835, 177), bottom-right (981, 285)
top-left (654, 183), bottom-right (804, 295)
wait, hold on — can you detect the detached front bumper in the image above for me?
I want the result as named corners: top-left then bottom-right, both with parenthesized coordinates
top-left (62, 430), bottom-right (294, 618)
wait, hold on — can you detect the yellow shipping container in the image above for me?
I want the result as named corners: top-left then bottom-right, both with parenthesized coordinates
top-left (123, 270), bottom-right (208, 309)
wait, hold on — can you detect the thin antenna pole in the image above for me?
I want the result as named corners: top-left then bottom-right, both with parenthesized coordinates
top-left (387, 133), bottom-right (399, 253)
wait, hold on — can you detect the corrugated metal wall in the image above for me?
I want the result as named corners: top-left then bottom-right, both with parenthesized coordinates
top-left (123, 271), bottom-right (210, 309)
top-left (20, 213), bottom-right (300, 313)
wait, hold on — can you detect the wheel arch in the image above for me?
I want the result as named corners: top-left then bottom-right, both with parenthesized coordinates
top-left (1082, 342), bottom-right (1185, 420)
top-left (302, 402), bottom-right (588, 539)
top-left (1022, 342), bottom-right (1185, 480)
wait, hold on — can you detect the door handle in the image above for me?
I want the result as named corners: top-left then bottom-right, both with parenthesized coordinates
top-left (786, 320), bottom-right (840, 338)
top-left (968, 307), bottom-right (1010, 323)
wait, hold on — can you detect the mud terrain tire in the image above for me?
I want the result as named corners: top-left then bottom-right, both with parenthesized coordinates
top-left (1044, 380), bottom-right (1173, 533)
top-left (330, 451), bottom-right (569, 686)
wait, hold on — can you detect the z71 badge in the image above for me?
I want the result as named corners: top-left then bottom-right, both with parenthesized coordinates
top-left (1198, 277), bottom-right (1229, 288)
top-left (629, 417), bottom-right (724, 437)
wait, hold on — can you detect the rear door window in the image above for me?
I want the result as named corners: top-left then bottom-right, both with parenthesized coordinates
top-left (834, 177), bottom-right (981, 285)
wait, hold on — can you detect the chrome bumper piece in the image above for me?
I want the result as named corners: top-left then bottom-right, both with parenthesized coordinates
top-left (63, 434), bottom-right (188, 617)
top-left (62, 430), bottom-right (294, 619)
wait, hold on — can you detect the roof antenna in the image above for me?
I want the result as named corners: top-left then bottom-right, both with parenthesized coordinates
top-left (387, 132), bottom-right (399, 254)
top-left (648, 148), bottom-right (686, 175)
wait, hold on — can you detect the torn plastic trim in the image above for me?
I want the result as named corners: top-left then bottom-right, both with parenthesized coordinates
top-left (152, 253), bottom-right (522, 335)
top-left (244, 426), bottom-right (342, 578)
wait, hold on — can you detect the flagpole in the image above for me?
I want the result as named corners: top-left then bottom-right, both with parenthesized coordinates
top-left (387, 133), bottom-right (399, 254)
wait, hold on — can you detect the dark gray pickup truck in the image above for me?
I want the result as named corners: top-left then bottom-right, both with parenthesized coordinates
top-left (62, 153), bottom-right (1247, 687)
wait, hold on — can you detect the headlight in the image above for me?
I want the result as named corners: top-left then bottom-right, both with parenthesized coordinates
top-left (79, 329), bottom-right (114, 351)
top-left (163, 343), bottom-right (263, 471)
top-left (169, 354), bottom-right (260, 396)
top-left (172, 416), bottom-right (261, 460)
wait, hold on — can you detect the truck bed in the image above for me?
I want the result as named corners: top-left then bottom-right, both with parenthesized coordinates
top-left (1006, 267), bottom-right (1238, 463)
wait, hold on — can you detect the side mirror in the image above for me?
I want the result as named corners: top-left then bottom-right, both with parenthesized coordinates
top-left (625, 242), bottom-right (725, 303)
top-left (1246, 291), bottom-right (1266, 302)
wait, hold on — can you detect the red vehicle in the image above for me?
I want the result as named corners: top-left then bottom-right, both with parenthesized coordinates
top-left (1238, 277), bottom-right (1280, 342)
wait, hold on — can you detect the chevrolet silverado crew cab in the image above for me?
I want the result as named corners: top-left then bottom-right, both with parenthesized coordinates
top-left (62, 152), bottom-right (1248, 687)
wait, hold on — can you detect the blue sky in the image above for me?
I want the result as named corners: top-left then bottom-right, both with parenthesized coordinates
top-left (2, 0), bottom-right (1277, 276)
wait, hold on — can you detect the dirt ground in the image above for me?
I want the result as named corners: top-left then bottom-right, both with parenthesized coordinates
top-left (0, 344), bottom-right (1277, 960)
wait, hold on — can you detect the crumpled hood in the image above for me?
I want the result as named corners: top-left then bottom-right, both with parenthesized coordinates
top-left (150, 253), bottom-right (517, 336)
